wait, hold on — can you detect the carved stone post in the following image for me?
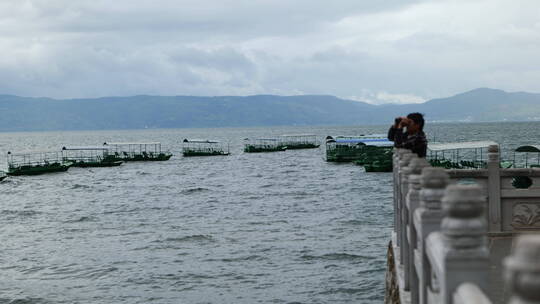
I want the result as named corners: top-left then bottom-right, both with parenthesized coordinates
top-left (426, 184), bottom-right (490, 304)
top-left (415, 167), bottom-right (449, 304)
top-left (487, 144), bottom-right (501, 232)
top-left (405, 157), bottom-right (430, 301)
top-left (399, 151), bottom-right (415, 266)
top-left (504, 235), bottom-right (540, 304)
top-left (393, 148), bottom-right (405, 235)
top-left (395, 149), bottom-right (414, 249)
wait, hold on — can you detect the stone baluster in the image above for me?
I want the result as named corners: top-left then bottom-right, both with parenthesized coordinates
top-left (426, 184), bottom-right (490, 304)
top-left (415, 167), bottom-right (449, 304)
top-left (486, 144), bottom-right (501, 232)
top-left (395, 149), bottom-right (414, 248)
top-left (398, 151), bottom-right (416, 265)
top-left (393, 148), bottom-right (404, 234)
top-left (504, 235), bottom-right (540, 304)
top-left (404, 157), bottom-right (430, 300)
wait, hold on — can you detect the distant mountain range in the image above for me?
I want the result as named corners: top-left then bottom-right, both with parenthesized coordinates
top-left (0, 88), bottom-right (539, 131)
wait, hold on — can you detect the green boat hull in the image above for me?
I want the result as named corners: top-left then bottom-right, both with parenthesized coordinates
top-left (7, 163), bottom-right (71, 176)
top-left (72, 160), bottom-right (123, 168)
top-left (327, 155), bottom-right (360, 162)
top-left (364, 163), bottom-right (393, 172)
top-left (244, 146), bottom-right (287, 153)
top-left (183, 151), bottom-right (230, 157)
top-left (326, 147), bottom-right (365, 162)
top-left (111, 153), bottom-right (172, 162)
top-left (282, 144), bottom-right (320, 150)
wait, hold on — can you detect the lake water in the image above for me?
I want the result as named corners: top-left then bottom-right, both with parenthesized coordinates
top-left (0, 122), bottom-right (537, 304)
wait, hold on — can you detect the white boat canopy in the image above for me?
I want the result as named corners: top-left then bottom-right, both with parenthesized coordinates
top-left (428, 141), bottom-right (498, 151)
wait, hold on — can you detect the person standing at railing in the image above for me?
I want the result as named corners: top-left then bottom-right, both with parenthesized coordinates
top-left (387, 112), bottom-right (427, 157)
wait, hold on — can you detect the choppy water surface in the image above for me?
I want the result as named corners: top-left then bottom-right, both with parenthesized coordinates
top-left (0, 122), bottom-right (537, 304)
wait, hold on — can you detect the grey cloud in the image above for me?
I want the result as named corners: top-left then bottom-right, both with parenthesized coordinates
top-left (0, 0), bottom-right (538, 102)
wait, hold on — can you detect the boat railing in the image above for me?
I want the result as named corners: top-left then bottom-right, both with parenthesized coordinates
top-left (103, 142), bottom-right (164, 154)
top-left (279, 134), bottom-right (318, 146)
top-left (62, 148), bottom-right (108, 162)
top-left (63, 155), bottom-right (96, 162)
top-left (183, 146), bottom-right (225, 153)
top-left (245, 138), bottom-right (282, 146)
top-left (7, 151), bottom-right (66, 168)
top-left (387, 146), bottom-right (540, 304)
top-left (246, 143), bottom-right (281, 149)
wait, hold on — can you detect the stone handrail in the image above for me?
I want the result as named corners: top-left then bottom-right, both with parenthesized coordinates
top-left (425, 184), bottom-right (490, 304)
top-left (453, 283), bottom-right (492, 304)
top-left (504, 235), bottom-right (540, 304)
top-left (387, 147), bottom-right (540, 304)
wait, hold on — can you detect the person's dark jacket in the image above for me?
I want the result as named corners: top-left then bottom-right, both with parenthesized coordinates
top-left (387, 126), bottom-right (427, 158)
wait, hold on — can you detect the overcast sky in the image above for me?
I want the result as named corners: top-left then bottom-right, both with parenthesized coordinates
top-left (1, 0), bottom-right (539, 104)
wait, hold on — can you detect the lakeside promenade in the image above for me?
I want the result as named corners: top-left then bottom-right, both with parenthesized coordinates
top-left (385, 145), bottom-right (540, 304)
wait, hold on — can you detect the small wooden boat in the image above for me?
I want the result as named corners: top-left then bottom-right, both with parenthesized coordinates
top-left (244, 138), bottom-right (287, 153)
top-left (183, 139), bottom-right (230, 156)
top-left (103, 142), bottom-right (173, 161)
top-left (279, 134), bottom-right (319, 149)
top-left (62, 146), bottom-right (123, 168)
top-left (0, 171), bottom-right (7, 181)
top-left (6, 151), bottom-right (73, 176)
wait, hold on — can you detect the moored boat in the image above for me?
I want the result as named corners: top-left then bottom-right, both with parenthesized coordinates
top-left (356, 145), bottom-right (394, 172)
top-left (512, 145), bottom-right (540, 168)
top-left (427, 141), bottom-right (498, 169)
top-left (279, 134), bottom-right (319, 149)
top-left (244, 138), bottom-right (287, 153)
top-left (183, 139), bottom-right (230, 156)
top-left (62, 146), bottom-right (123, 167)
top-left (0, 171), bottom-right (6, 181)
top-left (325, 134), bottom-right (392, 162)
top-left (6, 151), bottom-right (73, 176)
top-left (103, 142), bottom-right (172, 161)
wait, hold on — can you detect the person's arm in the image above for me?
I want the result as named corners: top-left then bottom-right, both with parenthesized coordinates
top-left (394, 130), bottom-right (406, 147)
top-left (388, 126), bottom-right (398, 141)
top-left (388, 117), bottom-right (404, 142)
top-left (411, 136), bottom-right (427, 158)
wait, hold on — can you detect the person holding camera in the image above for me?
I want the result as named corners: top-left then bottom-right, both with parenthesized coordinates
top-left (387, 112), bottom-right (427, 158)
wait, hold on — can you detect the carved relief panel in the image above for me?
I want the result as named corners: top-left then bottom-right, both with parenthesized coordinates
top-left (511, 202), bottom-right (540, 229)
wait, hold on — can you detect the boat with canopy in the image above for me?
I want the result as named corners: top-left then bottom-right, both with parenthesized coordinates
top-left (62, 146), bottom-right (123, 167)
top-left (509, 145), bottom-right (540, 188)
top-left (244, 138), bottom-right (287, 153)
top-left (427, 141), bottom-right (499, 169)
top-left (512, 145), bottom-right (540, 168)
top-left (6, 150), bottom-right (73, 176)
top-left (183, 139), bottom-right (230, 156)
top-left (325, 134), bottom-right (392, 162)
top-left (103, 142), bottom-right (172, 161)
top-left (279, 134), bottom-right (319, 149)
top-left (356, 145), bottom-right (394, 172)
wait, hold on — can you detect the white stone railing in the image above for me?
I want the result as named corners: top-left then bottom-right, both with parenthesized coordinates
top-left (387, 147), bottom-right (540, 304)
top-left (453, 283), bottom-right (492, 304)
top-left (442, 145), bottom-right (540, 233)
